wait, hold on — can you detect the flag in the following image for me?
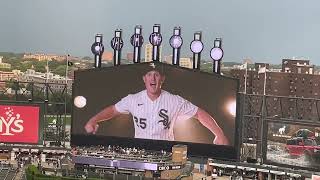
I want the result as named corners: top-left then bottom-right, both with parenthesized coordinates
top-left (258, 67), bottom-right (266, 74)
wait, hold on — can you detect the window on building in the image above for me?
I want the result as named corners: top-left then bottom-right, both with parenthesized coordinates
top-left (298, 68), bottom-right (302, 73)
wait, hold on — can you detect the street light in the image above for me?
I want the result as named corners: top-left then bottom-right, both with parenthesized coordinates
top-left (169, 27), bottom-right (183, 66)
top-left (210, 38), bottom-right (224, 74)
top-left (130, 25), bottom-right (144, 63)
top-left (149, 24), bottom-right (162, 62)
top-left (111, 29), bottom-right (124, 66)
top-left (91, 34), bottom-right (104, 68)
top-left (190, 31), bottom-right (204, 70)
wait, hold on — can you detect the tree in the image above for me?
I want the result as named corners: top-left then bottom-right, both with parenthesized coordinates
top-left (82, 56), bottom-right (92, 60)
top-left (53, 65), bottom-right (67, 76)
top-left (5, 80), bottom-right (20, 91)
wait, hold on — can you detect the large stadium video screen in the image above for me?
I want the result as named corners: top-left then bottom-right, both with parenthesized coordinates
top-left (71, 62), bottom-right (239, 159)
top-left (265, 121), bottom-right (320, 170)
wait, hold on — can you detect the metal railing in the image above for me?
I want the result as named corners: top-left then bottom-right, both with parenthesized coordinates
top-left (239, 93), bottom-right (320, 162)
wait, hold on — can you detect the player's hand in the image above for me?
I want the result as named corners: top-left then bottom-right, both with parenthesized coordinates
top-left (213, 135), bottom-right (229, 145)
top-left (84, 120), bottom-right (99, 134)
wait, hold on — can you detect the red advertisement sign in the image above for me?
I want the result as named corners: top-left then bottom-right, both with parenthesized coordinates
top-left (0, 105), bottom-right (40, 143)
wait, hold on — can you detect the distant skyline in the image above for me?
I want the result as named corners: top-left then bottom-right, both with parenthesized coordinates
top-left (0, 0), bottom-right (320, 64)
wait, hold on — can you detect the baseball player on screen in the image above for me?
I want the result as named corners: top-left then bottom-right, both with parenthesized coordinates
top-left (85, 63), bottom-right (229, 145)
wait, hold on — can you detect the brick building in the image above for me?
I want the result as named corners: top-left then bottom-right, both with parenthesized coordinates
top-left (230, 59), bottom-right (319, 120)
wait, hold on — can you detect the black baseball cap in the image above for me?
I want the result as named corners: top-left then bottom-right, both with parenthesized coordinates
top-left (142, 62), bottom-right (165, 76)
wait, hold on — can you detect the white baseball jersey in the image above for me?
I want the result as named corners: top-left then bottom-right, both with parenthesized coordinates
top-left (114, 90), bottom-right (198, 141)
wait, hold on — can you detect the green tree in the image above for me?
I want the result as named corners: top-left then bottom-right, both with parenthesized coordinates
top-left (53, 65), bottom-right (67, 76)
top-left (5, 80), bottom-right (20, 91)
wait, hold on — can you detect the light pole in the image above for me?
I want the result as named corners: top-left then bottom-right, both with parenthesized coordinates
top-left (210, 38), bottom-right (224, 74)
top-left (169, 27), bottom-right (183, 66)
top-left (149, 24), bottom-right (162, 62)
top-left (130, 25), bottom-right (144, 63)
top-left (91, 34), bottom-right (104, 68)
top-left (190, 31), bottom-right (204, 70)
top-left (111, 29), bottom-right (124, 66)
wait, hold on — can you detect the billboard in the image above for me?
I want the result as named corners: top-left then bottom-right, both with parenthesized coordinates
top-left (265, 120), bottom-right (320, 170)
top-left (71, 62), bottom-right (240, 159)
top-left (0, 103), bottom-right (42, 144)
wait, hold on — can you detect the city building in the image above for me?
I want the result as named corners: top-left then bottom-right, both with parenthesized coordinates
top-left (163, 55), bottom-right (172, 64)
top-left (23, 53), bottom-right (66, 62)
top-left (20, 69), bottom-right (73, 93)
top-left (0, 56), bottom-right (11, 69)
top-left (282, 58), bottom-right (314, 74)
top-left (160, 56), bottom-right (192, 69)
top-left (230, 59), bottom-right (320, 120)
top-left (0, 71), bottom-right (16, 81)
top-left (102, 51), bottom-right (113, 61)
top-left (126, 52), bottom-right (134, 61)
top-left (0, 71), bottom-right (18, 90)
top-left (144, 43), bottom-right (162, 62)
top-left (180, 58), bottom-right (192, 69)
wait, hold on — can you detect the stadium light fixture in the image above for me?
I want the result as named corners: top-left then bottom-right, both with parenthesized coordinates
top-left (190, 31), bottom-right (204, 70)
top-left (91, 34), bottom-right (104, 68)
top-left (149, 24), bottom-right (162, 61)
top-left (210, 38), bottom-right (224, 74)
top-left (130, 25), bottom-right (144, 63)
top-left (111, 29), bottom-right (124, 66)
top-left (169, 27), bottom-right (183, 65)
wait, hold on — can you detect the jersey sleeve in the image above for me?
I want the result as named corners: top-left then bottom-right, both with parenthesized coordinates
top-left (176, 95), bottom-right (198, 121)
top-left (114, 95), bottom-right (133, 114)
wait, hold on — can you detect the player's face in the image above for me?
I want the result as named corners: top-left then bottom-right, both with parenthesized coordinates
top-left (143, 70), bottom-right (165, 95)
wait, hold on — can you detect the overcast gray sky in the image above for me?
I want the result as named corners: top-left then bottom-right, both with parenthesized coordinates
top-left (0, 0), bottom-right (319, 64)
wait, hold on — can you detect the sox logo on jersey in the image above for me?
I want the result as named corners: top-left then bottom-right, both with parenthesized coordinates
top-left (158, 109), bottom-right (170, 129)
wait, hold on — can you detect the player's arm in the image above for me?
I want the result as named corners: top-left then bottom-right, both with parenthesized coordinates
top-left (194, 108), bottom-right (229, 145)
top-left (84, 105), bottom-right (121, 134)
